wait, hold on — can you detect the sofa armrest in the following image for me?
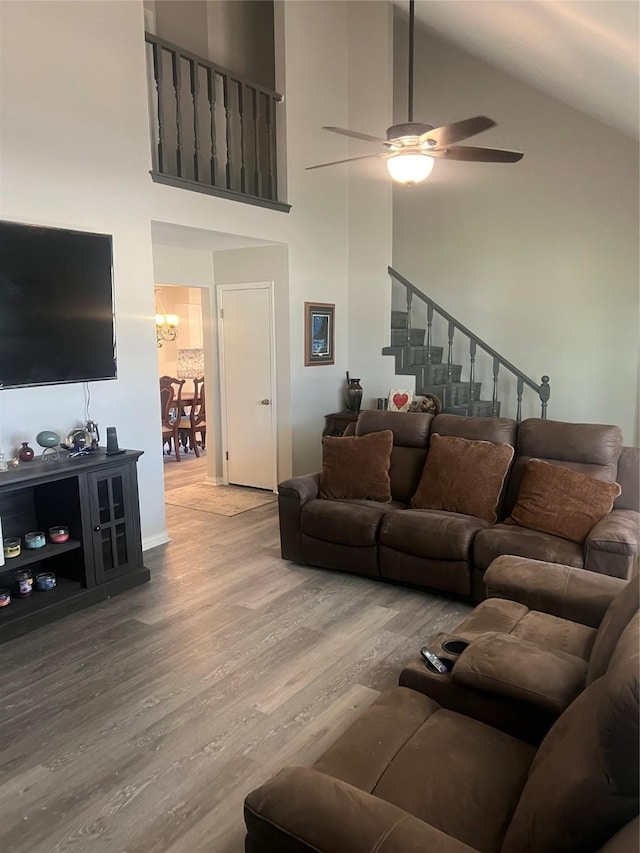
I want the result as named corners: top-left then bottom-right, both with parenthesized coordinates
top-left (245, 766), bottom-right (480, 853)
top-left (485, 555), bottom-right (625, 628)
top-left (452, 633), bottom-right (587, 715)
top-left (278, 474), bottom-right (320, 562)
top-left (585, 509), bottom-right (640, 579)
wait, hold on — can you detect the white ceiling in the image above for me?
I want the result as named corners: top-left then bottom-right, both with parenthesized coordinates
top-left (402, 0), bottom-right (639, 138)
top-left (151, 221), bottom-right (279, 251)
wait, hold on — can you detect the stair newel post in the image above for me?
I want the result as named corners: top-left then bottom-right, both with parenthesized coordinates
top-left (492, 357), bottom-right (500, 417)
top-left (516, 377), bottom-right (524, 421)
top-left (207, 68), bottom-right (218, 185)
top-left (151, 42), bottom-right (166, 173)
top-left (468, 339), bottom-right (477, 405)
top-left (539, 375), bottom-right (550, 419)
top-left (190, 58), bottom-right (200, 182)
top-left (171, 49), bottom-right (184, 177)
top-left (426, 304), bottom-right (434, 364)
top-left (406, 289), bottom-right (413, 346)
top-left (446, 322), bottom-right (454, 384)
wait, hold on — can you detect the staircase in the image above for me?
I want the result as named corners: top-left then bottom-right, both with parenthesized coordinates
top-left (382, 267), bottom-right (550, 420)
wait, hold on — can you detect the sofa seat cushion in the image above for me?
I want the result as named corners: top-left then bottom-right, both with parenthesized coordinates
top-left (381, 508), bottom-right (490, 561)
top-left (513, 611), bottom-right (597, 660)
top-left (300, 499), bottom-right (404, 547)
top-left (474, 523), bottom-right (584, 571)
top-left (314, 687), bottom-right (535, 853)
top-left (455, 598), bottom-right (529, 637)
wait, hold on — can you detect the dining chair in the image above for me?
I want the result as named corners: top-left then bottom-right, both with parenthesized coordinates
top-left (159, 375), bottom-right (185, 461)
top-left (179, 376), bottom-right (206, 457)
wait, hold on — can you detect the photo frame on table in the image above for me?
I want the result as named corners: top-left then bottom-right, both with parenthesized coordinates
top-left (388, 389), bottom-right (412, 412)
top-left (304, 302), bottom-right (335, 366)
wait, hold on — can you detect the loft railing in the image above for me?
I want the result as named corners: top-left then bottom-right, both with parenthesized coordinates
top-left (145, 33), bottom-right (290, 212)
top-left (388, 266), bottom-right (550, 420)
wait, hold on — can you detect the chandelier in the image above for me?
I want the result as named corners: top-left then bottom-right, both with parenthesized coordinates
top-left (155, 288), bottom-right (179, 348)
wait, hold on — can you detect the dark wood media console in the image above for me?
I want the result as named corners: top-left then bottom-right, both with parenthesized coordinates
top-left (0, 449), bottom-right (150, 642)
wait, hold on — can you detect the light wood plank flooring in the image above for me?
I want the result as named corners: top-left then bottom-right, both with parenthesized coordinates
top-left (0, 453), bottom-right (471, 852)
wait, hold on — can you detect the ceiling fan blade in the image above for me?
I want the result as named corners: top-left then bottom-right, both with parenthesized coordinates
top-left (419, 116), bottom-right (496, 148)
top-left (429, 145), bottom-right (524, 163)
top-left (322, 126), bottom-right (392, 146)
top-left (306, 153), bottom-right (385, 171)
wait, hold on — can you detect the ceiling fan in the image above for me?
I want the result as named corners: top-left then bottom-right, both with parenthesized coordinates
top-left (306, 0), bottom-right (524, 185)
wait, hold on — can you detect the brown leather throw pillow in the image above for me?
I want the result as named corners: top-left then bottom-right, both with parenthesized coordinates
top-left (508, 458), bottom-right (621, 543)
top-left (411, 433), bottom-right (514, 523)
top-left (319, 430), bottom-right (393, 502)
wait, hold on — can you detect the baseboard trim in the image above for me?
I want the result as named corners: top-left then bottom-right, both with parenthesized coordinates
top-left (204, 476), bottom-right (225, 486)
top-left (143, 532), bottom-right (171, 551)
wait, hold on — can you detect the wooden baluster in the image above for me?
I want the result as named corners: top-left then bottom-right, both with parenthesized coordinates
top-left (406, 290), bottom-right (413, 346)
top-left (190, 58), bottom-right (200, 182)
top-left (151, 43), bottom-right (166, 173)
top-left (172, 50), bottom-right (184, 177)
top-left (492, 357), bottom-right (500, 416)
top-left (207, 68), bottom-right (218, 185)
top-left (266, 95), bottom-right (277, 199)
top-left (539, 375), bottom-right (550, 419)
top-left (238, 81), bottom-right (247, 194)
top-left (469, 339), bottom-right (477, 403)
top-left (426, 304), bottom-right (433, 364)
top-left (446, 322), bottom-right (454, 384)
top-left (516, 377), bottom-right (524, 421)
top-left (223, 74), bottom-right (232, 189)
top-left (253, 88), bottom-right (261, 196)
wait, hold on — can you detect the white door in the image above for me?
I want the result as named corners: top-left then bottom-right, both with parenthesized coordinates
top-left (217, 282), bottom-right (276, 490)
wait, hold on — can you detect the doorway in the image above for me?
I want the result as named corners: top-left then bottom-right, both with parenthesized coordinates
top-left (217, 282), bottom-right (277, 491)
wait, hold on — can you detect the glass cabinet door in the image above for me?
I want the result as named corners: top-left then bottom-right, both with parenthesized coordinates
top-left (89, 465), bottom-right (139, 583)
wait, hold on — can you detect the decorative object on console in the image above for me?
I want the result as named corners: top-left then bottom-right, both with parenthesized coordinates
top-left (408, 394), bottom-right (442, 415)
top-left (0, 453), bottom-right (7, 472)
top-left (106, 426), bottom-right (124, 455)
top-left (24, 531), bottom-right (46, 549)
top-left (14, 570), bottom-right (33, 598)
top-left (36, 430), bottom-right (61, 463)
top-left (35, 572), bottom-right (56, 591)
top-left (0, 589), bottom-right (10, 607)
top-left (18, 442), bottom-right (34, 462)
top-left (411, 433), bottom-right (515, 523)
top-left (345, 372), bottom-right (363, 413)
top-left (0, 516), bottom-right (3, 567)
top-left (9, 458), bottom-right (20, 468)
top-left (388, 389), bottom-right (412, 412)
top-left (84, 420), bottom-right (100, 450)
top-left (65, 429), bottom-right (92, 456)
top-left (155, 287), bottom-right (180, 347)
top-left (49, 526), bottom-right (69, 544)
top-left (319, 430), bottom-right (394, 502)
top-left (304, 302), bottom-right (335, 366)
top-left (3, 538), bottom-right (21, 559)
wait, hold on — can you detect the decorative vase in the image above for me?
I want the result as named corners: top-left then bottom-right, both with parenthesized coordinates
top-left (346, 373), bottom-right (363, 413)
top-left (18, 442), bottom-right (35, 462)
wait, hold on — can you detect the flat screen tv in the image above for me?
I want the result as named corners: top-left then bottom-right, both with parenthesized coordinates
top-left (0, 220), bottom-right (117, 389)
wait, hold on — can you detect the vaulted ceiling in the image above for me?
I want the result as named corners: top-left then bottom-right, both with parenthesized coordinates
top-left (401, 0), bottom-right (639, 138)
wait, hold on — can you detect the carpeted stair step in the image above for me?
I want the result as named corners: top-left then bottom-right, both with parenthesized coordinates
top-left (391, 327), bottom-right (426, 346)
top-left (391, 310), bottom-right (409, 329)
top-left (445, 400), bottom-right (500, 418)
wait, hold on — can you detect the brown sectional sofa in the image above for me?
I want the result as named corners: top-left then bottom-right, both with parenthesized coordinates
top-left (244, 607), bottom-right (639, 853)
top-left (278, 411), bottom-right (639, 601)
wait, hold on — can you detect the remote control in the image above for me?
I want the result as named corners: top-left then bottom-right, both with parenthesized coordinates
top-left (420, 647), bottom-right (448, 674)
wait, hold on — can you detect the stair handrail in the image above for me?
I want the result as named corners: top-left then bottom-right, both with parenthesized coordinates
top-left (388, 266), bottom-right (550, 419)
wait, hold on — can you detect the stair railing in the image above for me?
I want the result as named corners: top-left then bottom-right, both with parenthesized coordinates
top-left (145, 33), bottom-right (289, 212)
top-left (389, 266), bottom-right (550, 420)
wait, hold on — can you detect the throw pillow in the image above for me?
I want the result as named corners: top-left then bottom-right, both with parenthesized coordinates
top-left (508, 458), bottom-right (621, 543)
top-left (411, 433), bottom-right (514, 523)
top-left (319, 430), bottom-right (393, 502)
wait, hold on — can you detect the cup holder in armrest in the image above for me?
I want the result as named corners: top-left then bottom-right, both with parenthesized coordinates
top-left (442, 639), bottom-right (470, 656)
top-left (424, 657), bottom-right (455, 674)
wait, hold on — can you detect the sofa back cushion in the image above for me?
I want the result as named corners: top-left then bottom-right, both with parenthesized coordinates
top-left (503, 419), bottom-right (624, 517)
top-left (319, 430), bottom-right (393, 502)
top-left (502, 614), bottom-right (639, 853)
top-left (356, 411), bottom-right (432, 504)
top-left (411, 433), bottom-right (515, 523)
top-left (614, 447), bottom-right (640, 512)
top-left (431, 413), bottom-right (518, 445)
top-left (588, 573), bottom-right (640, 684)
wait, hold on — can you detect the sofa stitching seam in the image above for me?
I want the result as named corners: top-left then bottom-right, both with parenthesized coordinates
top-left (370, 712), bottom-right (434, 798)
top-left (371, 814), bottom-right (408, 852)
top-left (560, 568), bottom-right (572, 620)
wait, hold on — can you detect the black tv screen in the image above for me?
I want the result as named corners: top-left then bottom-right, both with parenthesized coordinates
top-left (0, 220), bottom-right (117, 389)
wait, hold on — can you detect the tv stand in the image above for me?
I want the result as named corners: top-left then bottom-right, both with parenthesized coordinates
top-left (0, 449), bottom-right (150, 642)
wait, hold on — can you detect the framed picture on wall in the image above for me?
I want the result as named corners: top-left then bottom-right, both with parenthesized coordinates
top-left (304, 302), bottom-right (335, 366)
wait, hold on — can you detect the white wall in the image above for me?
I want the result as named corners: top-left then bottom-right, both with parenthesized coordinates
top-left (392, 18), bottom-right (639, 444)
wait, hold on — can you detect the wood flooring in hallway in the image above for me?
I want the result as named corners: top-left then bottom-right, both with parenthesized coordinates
top-left (0, 455), bottom-right (471, 852)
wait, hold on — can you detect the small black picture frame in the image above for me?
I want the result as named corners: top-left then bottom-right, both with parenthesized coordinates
top-left (304, 302), bottom-right (335, 366)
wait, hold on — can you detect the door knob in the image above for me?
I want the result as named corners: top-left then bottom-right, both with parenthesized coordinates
top-left (260, 399), bottom-right (270, 405)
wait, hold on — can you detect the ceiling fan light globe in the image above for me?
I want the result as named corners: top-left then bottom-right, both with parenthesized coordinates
top-left (386, 152), bottom-right (434, 184)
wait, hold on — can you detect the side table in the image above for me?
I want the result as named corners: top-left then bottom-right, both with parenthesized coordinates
top-left (323, 410), bottom-right (360, 437)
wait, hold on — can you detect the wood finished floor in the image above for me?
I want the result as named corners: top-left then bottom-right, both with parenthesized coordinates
top-left (0, 452), bottom-right (471, 852)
